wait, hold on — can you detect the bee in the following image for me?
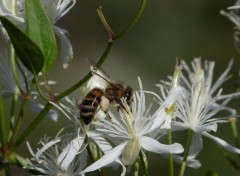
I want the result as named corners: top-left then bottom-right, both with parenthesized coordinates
top-left (78, 61), bottom-right (133, 125)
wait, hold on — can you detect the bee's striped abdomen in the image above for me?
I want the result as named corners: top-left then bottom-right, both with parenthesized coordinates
top-left (78, 88), bottom-right (103, 125)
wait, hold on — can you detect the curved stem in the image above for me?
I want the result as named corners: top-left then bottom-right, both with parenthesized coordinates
top-left (33, 74), bottom-right (50, 101)
top-left (116, 0), bottom-right (147, 39)
top-left (179, 129), bottom-right (193, 176)
top-left (55, 42), bottom-right (114, 101)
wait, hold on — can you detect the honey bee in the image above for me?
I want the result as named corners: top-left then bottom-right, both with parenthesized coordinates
top-left (78, 61), bottom-right (133, 125)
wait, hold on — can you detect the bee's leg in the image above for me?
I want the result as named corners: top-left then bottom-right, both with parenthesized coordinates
top-left (100, 96), bottom-right (112, 120)
top-left (100, 96), bottom-right (110, 112)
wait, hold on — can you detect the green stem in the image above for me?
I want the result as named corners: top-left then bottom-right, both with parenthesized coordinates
top-left (84, 136), bottom-right (103, 176)
top-left (140, 151), bottom-right (148, 176)
top-left (116, 0), bottom-right (147, 39)
top-left (0, 88), bottom-right (7, 148)
top-left (55, 42), bottom-right (114, 101)
top-left (44, 76), bottom-right (56, 101)
top-left (97, 6), bottom-right (115, 40)
top-left (33, 74), bottom-right (50, 101)
top-left (229, 117), bottom-right (240, 162)
top-left (13, 102), bottom-right (52, 149)
top-left (10, 45), bottom-right (24, 94)
top-left (134, 158), bottom-right (140, 176)
top-left (7, 99), bottom-right (28, 151)
top-left (229, 118), bottom-right (240, 148)
top-left (9, 93), bottom-right (18, 132)
top-left (179, 129), bottom-right (193, 176)
top-left (217, 145), bottom-right (240, 171)
top-left (168, 128), bottom-right (174, 176)
top-left (15, 55), bottom-right (29, 91)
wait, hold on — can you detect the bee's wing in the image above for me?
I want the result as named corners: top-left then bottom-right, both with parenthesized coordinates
top-left (86, 58), bottom-right (110, 89)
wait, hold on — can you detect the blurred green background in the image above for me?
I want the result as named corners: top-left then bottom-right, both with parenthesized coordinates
top-left (13, 0), bottom-right (240, 175)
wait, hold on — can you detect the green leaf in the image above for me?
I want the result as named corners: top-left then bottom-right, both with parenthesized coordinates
top-left (25, 0), bottom-right (57, 75)
top-left (0, 17), bottom-right (44, 74)
top-left (0, 89), bottom-right (7, 148)
top-left (205, 170), bottom-right (218, 176)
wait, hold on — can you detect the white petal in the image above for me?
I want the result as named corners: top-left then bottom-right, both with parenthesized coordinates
top-left (170, 155), bottom-right (201, 169)
top-left (171, 121), bottom-right (189, 131)
top-left (35, 138), bottom-right (61, 160)
top-left (202, 132), bottom-right (240, 153)
top-left (141, 136), bottom-right (184, 154)
top-left (54, 26), bottom-right (73, 69)
top-left (82, 142), bottom-right (128, 174)
top-left (188, 133), bottom-right (203, 159)
top-left (192, 123), bottom-right (217, 133)
top-left (146, 86), bottom-right (184, 133)
top-left (88, 131), bottom-right (113, 152)
top-left (162, 86), bottom-right (184, 108)
top-left (88, 132), bottom-right (126, 175)
top-left (0, 0), bottom-right (25, 24)
top-left (56, 136), bottom-right (84, 171)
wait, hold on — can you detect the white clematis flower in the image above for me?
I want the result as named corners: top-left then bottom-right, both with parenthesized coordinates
top-left (0, 0), bottom-right (76, 68)
top-left (81, 78), bottom-right (184, 175)
top-left (220, 1), bottom-right (240, 51)
top-left (0, 51), bottom-right (58, 121)
top-left (156, 60), bottom-right (183, 129)
top-left (172, 58), bottom-right (240, 162)
top-left (26, 135), bottom-right (87, 176)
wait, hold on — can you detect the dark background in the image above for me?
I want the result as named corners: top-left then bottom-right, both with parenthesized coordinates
top-left (12, 0), bottom-right (240, 175)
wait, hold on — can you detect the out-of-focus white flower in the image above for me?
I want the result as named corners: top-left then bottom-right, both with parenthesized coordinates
top-left (26, 134), bottom-right (86, 176)
top-left (0, 0), bottom-right (76, 68)
top-left (81, 78), bottom-right (184, 175)
top-left (172, 58), bottom-right (240, 165)
top-left (220, 1), bottom-right (240, 50)
top-left (0, 50), bottom-right (29, 98)
top-left (0, 51), bottom-right (58, 121)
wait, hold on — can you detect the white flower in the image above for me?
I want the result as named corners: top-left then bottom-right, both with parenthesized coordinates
top-left (0, 0), bottom-right (76, 68)
top-left (0, 51), bottom-right (58, 121)
top-left (81, 78), bottom-right (184, 175)
top-left (220, 1), bottom-right (240, 51)
top-left (156, 60), bottom-right (183, 129)
top-left (26, 134), bottom-right (87, 176)
top-left (172, 58), bottom-right (240, 163)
